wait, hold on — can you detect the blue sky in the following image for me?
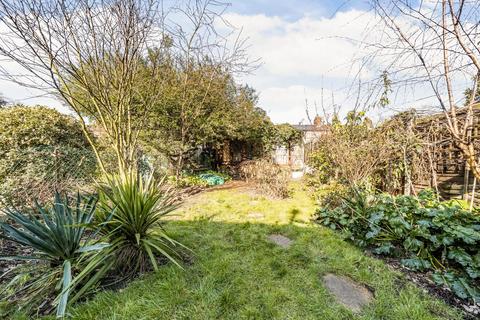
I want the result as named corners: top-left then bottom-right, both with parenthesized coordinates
top-left (228, 0), bottom-right (369, 20)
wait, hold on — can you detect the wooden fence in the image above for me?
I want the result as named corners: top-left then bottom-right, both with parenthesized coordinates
top-left (412, 107), bottom-right (480, 204)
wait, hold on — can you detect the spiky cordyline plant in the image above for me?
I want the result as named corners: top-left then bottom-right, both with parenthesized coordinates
top-left (0, 193), bottom-right (106, 318)
top-left (95, 172), bottom-right (185, 280)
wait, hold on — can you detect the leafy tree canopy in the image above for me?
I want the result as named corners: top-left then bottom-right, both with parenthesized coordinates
top-left (0, 106), bottom-right (96, 204)
top-left (0, 105), bottom-right (90, 151)
top-left (274, 123), bottom-right (302, 148)
top-left (68, 45), bottom-right (274, 173)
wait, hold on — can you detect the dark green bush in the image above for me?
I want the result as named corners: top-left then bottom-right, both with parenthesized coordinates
top-left (314, 187), bottom-right (480, 302)
top-left (0, 106), bottom-right (96, 205)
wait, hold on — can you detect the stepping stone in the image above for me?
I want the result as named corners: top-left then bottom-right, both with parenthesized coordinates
top-left (247, 212), bottom-right (264, 219)
top-left (322, 273), bottom-right (373, 313)
top-left (268, 234), bottom-right (292, 248)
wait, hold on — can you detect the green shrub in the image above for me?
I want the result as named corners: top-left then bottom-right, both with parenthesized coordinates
top-left (0, 106), bottom-right (96, 205)
top-left (0, 193), bottom-right (104, 317)
top-left (0, 146), bottom-right (96, 205)
top-left (168, 174), bottom-right (209, 188)
top-left (307, 148), bottom-right (334, 185)
top-left (96, 172), bottom-right (186, 279)
top-left (0, 172), bottom-right (189, 317)
top-left (309, 181), bottom-right (348, 206)
top-left (314, 187), bottom-right (480, 302)
top-left (0, 105), bottom-right (89, 150)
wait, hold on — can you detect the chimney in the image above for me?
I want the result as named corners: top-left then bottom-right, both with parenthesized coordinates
top-left (313, 115), bottom-right (322, 127)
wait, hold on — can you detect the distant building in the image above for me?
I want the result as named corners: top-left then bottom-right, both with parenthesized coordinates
top-left (274, 115), bottom-right (329, 170)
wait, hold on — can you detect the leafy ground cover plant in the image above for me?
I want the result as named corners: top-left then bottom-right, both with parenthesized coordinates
top-left (168, 173), bottom-right (209, 189)
top-left (0, 193), bottom-right (103, 317)
top-left (198, 170), bottom-right (231, 186)
top-left (168, 170), bottom-right (231, 189)
top-left (95, 172), bottom-right (186, 281)
top-left (315, 187), bottom-right (480, 303)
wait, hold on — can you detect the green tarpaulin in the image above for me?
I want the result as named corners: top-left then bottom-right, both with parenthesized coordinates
top-left (198, 173), bottom-right (225, 186)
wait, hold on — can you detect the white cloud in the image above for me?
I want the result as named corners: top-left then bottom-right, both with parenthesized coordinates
top-left (0, 69), bottom-right (66, 111)
top-left (228, 10), bottom-right (377, 79)
top-left (0, 20), bottom-right (67, 112)
top-left (1, 5), bottom-right (463, 125)
top-left (227, 14), bottom-right (284, 33)
top-left (259, 85), bottom-right (342, 124)
top-left (226, 10), bottom-right (383, 123)
top-left (229, 7), bottom-right (475, 124)
top-left (0, 7), bottom-right (382, 124)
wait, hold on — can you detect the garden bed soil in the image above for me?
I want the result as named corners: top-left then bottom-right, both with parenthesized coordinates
top-left (365, 250), bottom-right (480, 320)
top-left (0, 239), bottom-right (33, 281)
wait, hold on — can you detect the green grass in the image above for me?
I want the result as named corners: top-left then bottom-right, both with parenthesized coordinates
top-left (55, 183), bottom-right (462, 319)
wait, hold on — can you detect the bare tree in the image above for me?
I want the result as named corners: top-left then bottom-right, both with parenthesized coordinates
top-left (0, 0), bottom-right (163, 174)
top-left (371, 0), bottom-right (480, 179)
top-left (0, 0), bottom-right (252, 175)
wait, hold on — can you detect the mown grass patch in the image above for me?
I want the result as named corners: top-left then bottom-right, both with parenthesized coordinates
top-left (44, 182), bottom-right (461, 319)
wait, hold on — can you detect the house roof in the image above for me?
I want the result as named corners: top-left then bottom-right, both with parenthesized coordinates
top-left (293, 124), bottom-right (329, 132)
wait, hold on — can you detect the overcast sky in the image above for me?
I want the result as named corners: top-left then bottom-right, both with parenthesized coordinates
top-left (0, 0), bottom-right (441, 124)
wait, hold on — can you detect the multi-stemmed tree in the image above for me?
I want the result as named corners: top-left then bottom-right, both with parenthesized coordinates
top-left (371, 0), bottom-right (480, 179)
top-left (0, 0), bottom-right (252, 175)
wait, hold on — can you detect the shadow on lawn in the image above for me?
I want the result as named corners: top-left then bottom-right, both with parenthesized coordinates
top-left (65, 218), bottom-right (461, 320)
top-left (65, 219), bottom-right (463, 320)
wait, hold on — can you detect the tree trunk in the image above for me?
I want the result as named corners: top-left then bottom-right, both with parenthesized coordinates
top-left (287, 143), bottom-right (292, 166)
top-left (457, 142), bottom-right (480, 180)
top-left (175, 153), bottom-right (184, 178)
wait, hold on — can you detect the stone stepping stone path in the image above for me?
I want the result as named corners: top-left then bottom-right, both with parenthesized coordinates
top-left (267, 235), bottom-right (373, 312)
top-left (268, 234), bottom-right (292, 248)
top-left (322, 273), bottom-right (374, 313)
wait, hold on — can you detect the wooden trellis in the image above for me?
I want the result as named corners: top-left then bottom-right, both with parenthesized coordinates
top-left (412, 107), bottom-right (480, 204)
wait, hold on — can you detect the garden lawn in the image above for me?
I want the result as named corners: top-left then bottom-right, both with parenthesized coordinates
top-left (62, 183), bottom-right (461, 319)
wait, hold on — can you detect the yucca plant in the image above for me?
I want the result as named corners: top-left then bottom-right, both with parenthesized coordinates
top-left (95, 172), bottom-right (185, 280)
top-left (0, 192), bottom-right (105, 318)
